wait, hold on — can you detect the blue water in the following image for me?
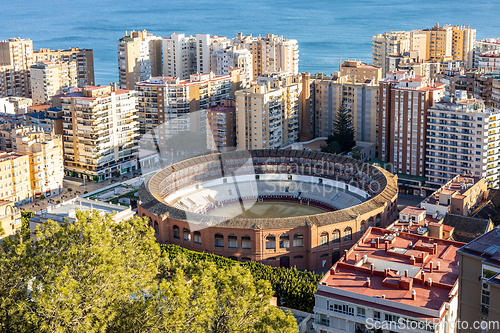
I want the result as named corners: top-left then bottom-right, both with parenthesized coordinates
top-left (3, 0), bottom-right (499, 84)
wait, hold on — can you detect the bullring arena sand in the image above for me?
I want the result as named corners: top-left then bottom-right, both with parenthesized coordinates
top-left (206, 201), bottom-right (327, 218)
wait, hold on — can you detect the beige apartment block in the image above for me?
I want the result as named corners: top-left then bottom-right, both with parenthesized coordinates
top-left (57, 84), bottom-right (139, 181)
top-left (0, 151), bottom-right (31, 205)
top-left (372, 31), bottom-right (411, 76)
top-left (33, 47), bottom-right (95, 86)
top-left (30, 61), bottom-right (78, 104)
top-left (0, 38), bottom-right (33, 98)
top-left (13, 127), bottom-right (64, 198)
top-left (135, 68), bottom-right (248, 137)
top-left (118, 30), bottom-right (162, 90)
top-left (206, 100), bottom-right (236, 152)
top-left (232, 33), bottom-right (298, 79)
top-left (339, 59), bottom-right (382, 84)
top-left (0, 200), bottom-right (21, 240)
top-left (235, 72), bottom-right (302, 150)
top-left (309, 72), bottom-right (379, 144)
top-left (474, 38), bottom-right (500, 68)
top-left (0, 96), bottom-right (32, 115)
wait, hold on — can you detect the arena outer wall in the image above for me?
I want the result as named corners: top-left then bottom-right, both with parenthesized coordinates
top-left (138, 149), bottom-right (398, 271)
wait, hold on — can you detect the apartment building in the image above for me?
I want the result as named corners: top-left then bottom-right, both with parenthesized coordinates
top-left (0, 151), bottom-right (31, 205)
top-left (13, 127), bottom-right (64, 198)
top-left (493, 78), bottom-right (500, 110)
top-left (0, 200), bottom-right (21, 240)
top-left (309, 73), bottom-right (379, 143)
top-left (57, 84), bottom-right (139, 181)
top-left (206, 100), bottom-right (236, 152)
top-left (426, 92), bottom-right (500, 188)
top-left (30, 61), bottom-right (78, 104)
top-left (135, 69), bottom-right (247, 140)
top-left (0, 38), bottom-right (33, 98)
top-left (314, 227), bottom-right (463, 333)
top-left (118, 30), bottom-right (162, 90)
top-left (211, 46), bottom-right (253, 81)
top-left (378, 71), bottom-right (445, 177)
top-left (162, 33), bottom-right (230, 80)
top-left (457, 228), bottom-right (500, 333)
top-left (235, 72), bottom-right (302, 150)
top-left (474, 38), bottom-right (500, 68)
top-left (33, 47), bottom-right (94, 86)
top-left (420, 175), bottom-right (486, 217)
top-left (477, 52), bottom-right (500, 72)
top-left (372, 31), bottom-right (412, 76)
top-left (232, 33), bottom-right (298, 78)
top-left (339, 59), bottom-right (382, 84)
top-left (0, 96), bottom-right (32, 115)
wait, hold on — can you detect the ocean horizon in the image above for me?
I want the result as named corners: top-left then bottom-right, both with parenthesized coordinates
top-left (3, 0), bottom-right (499, 84)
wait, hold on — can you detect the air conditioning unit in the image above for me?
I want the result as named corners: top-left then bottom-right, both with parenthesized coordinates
top-left (482, 283), bottom-right (490, 291)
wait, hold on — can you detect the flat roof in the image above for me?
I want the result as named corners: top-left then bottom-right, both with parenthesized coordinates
top-left (457, 227), bottom-right (500, 267)
top-left (318, 227), bottom-right (464, 318)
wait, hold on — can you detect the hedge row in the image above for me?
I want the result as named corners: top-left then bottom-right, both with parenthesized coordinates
top-left (160, 244), bottom-right (322, 313)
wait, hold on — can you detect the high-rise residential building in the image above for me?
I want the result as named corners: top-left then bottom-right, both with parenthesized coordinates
top-left (206, 100), bottom-right (236, 152)
top-left (0, 151), bottom-right (31, 205)
top-left (477, 52), bottom-right (500, 72)
top-left (135, 68), bottom-right (248, 138)
top-left (378, 71), bottom-right (445, 177)
top-left (117, 30), bottom-right (163, 90)
top-left (457, 228), bottom-right (500, 333)
top-left (232, 33), bottom-right (299, 79)
top-left (0, 200), bottom-right (22, 240)
top-left (0, 96), bottom-right (32, 115)
top-left (162, 33), bottom-right (230, 80)
top-left (372, 31), bottom-right (412, 76)
top-left (0, 38), bottom-right (33, 98)
top-left (474, 38), bottom-right (500, 68)
top-left (339, 59), bottom-right (382, 84)
top-left (211, 46), bottom-right (253, 81)
top-left (426, 92), bottom-right (500, 189)
top-left (235, 72), bottom-right (302, 150)
top-left (314, 226), bottom-right (464, 333)
top-left (33, 47), bottom-right (94, 87)
top-left (56, 85), bottom-right (139, 181)
top-left (12, 127), bottom-right (64, 198)
top-left (30, 61), bottom-right (78, 104)
top-left (493, 78), bottom-right (500, 110)
top-left (308, 73), bottom-right (379, 143)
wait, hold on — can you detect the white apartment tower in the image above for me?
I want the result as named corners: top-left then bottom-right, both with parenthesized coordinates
top-left (211, 47), bottom-right (253, 81)
top-left (162, 33), bottom-right (230, 80)
top-left (426, 91), bottom-right (500, 189)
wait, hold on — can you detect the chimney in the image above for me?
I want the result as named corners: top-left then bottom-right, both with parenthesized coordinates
top-left (428, 278), bottom-right (433, 287)
top-left (433, 243), bottom-right (438, 255)
top-left (436, 261), bottom-right (441, 271)
top-left (421, 252), bottom-right (426, 262)
top-left (355, 253), bottom-right (359, 262)
top-left (429, 261), bottom-right (434, 273)
top-left (344, 249), bottom-right (348, 261)
top-left (384, 268), bottom-right (389, 277)
top-left (410, 255), bottom-right (416, 265)
top-left (330, 268), bottom-right (335, 275)
top-left (381, 295), bottom-right (386, 299)
top-left (408, 241), bottom-right (413, 248)
top-left (405, 270), bottom-right (409, 277)
top-left (376, 237), bottom-right (380, 248)
top-left (411, 289), bottom-right (416, 300)
top-left (385, 241), bottom-right (389, 252)
top-left (421, 272), bottom-right (426, 285)
top-left (366, 277), bottom-right (371, 288)
top-left (363, 254), bottom-right (368, 264)
top-left (370, 263), bottom-right (375, 276)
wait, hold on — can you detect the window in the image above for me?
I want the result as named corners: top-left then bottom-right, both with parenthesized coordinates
top-left (294, 255), bottom-right (303, 259)
top-left (385, 314), bottom-right (400, 323)
top-left (483, 269), bottom-right (498, 279)
top-left (173, 225), bottom-right (180, 239)
top-left (360, 221), bottom-right (366, 234)
top-left (266, 234), bottom-right (276, 249)
top-left (194, 231), bottom-right (201, 244)
top-left (293, 233), bottom-right (303, 247)
top-left (343, 227), bottom-right (352, 241)
top-left (320, 232), bottom-right (329, 246)
top-left (332, 230), bottom-right (340, 243)
top-left (332, 303), bottom-right (354, 316)
top-left (357, 307), bottom-right (366, 318)
top-left (228, 234), bottom-right (237, 248)
top-left (183, 228), bottom-right (191, 241)
top-left (374, 311), bottom-right (381, 321)
top-left (241, 235), bottom-right (251, 249)
top-left (279, 234), bottom-right (289, 248)
top-left (215, 233), bottom-right (224, 247)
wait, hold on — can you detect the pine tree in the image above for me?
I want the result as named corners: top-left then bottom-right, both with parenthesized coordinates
top-left (323, 105), bottom-right (356, 154)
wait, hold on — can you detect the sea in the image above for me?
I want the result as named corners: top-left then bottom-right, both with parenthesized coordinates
top-left (2, 0), bottom-right (499, 85)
